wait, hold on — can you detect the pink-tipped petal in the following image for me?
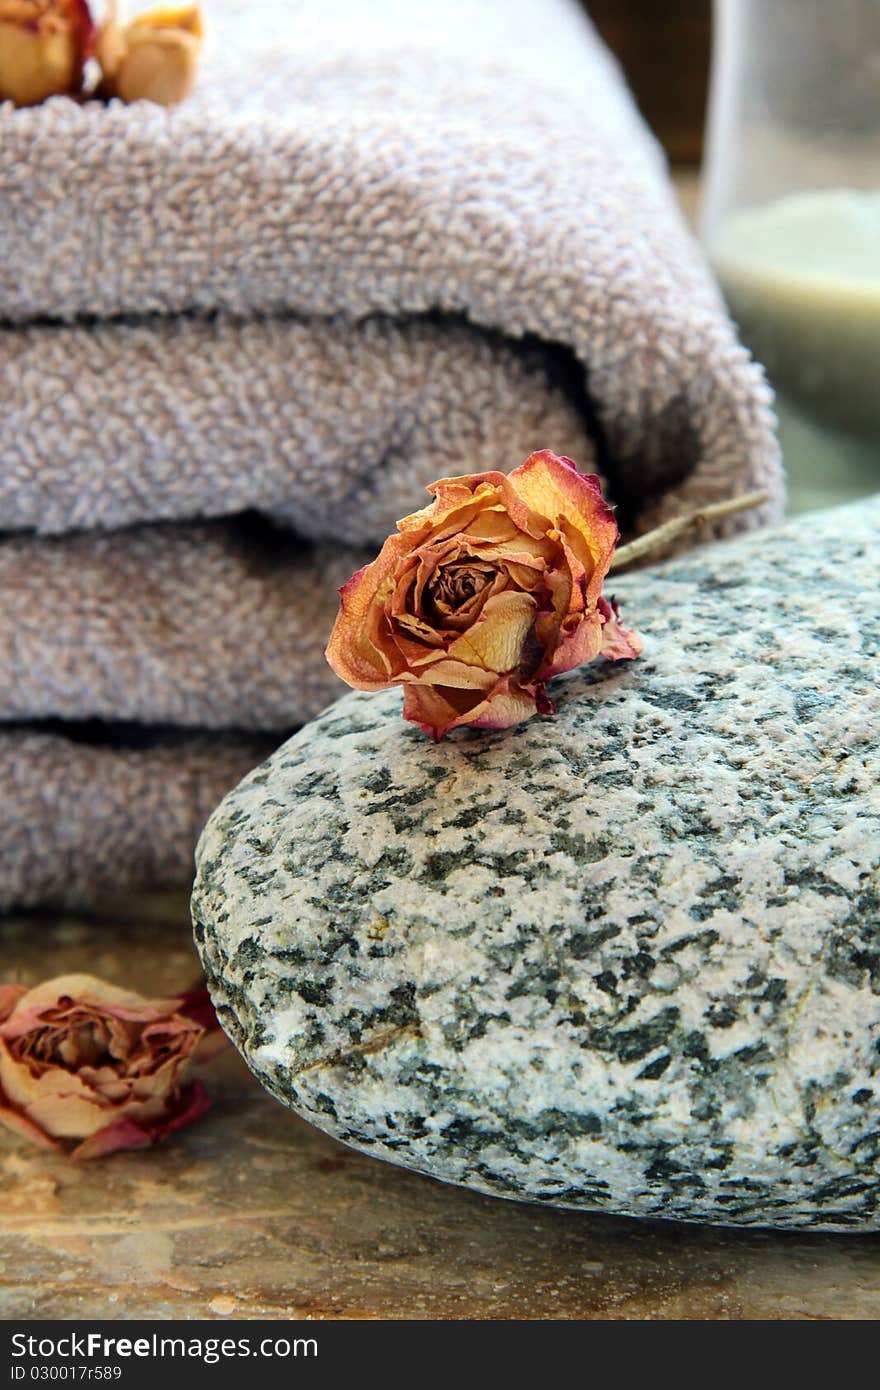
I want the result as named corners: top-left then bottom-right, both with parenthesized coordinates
top-left (0, 985), bottom-right (26, 1026)
top-left (537, 609), bottom-right (605, 680)
top-left (0, 974), bottom-right (184, 1040)
top-left (325, 535), bottom-right (413, 690)
top-left (71, 1082), bottom-right (212, 1161)
top-left (598, 595), bottom-right (643, 661)
top-left (601, 619), bottom-right (643, 661)
top-left (508, 451), bottom-right (618, 589)
top-left (402, 673), bottom-right (541, 740)
top-left (455, 680), bottom-right (542, 732)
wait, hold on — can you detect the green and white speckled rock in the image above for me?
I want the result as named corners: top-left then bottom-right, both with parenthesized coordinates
top-left (193, 498), bottom-right (880, 1231)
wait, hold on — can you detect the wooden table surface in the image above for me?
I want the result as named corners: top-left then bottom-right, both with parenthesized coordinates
top-left (2, 903), bottom-right (879, 1321)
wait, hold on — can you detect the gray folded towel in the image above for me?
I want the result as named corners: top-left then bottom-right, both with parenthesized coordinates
top-left (2, 728), bottom-right (275, 910)
top-left (0, 521), bottom-right (359, 729)
top-left (0, 0), bottom-right (781, 910)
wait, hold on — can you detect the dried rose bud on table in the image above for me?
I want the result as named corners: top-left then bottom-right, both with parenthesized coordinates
top-left (0, 0), bottom-right (94, 106)
top-left (326, 450), bottom-right (641, 740)
top-left (0, 975), bottom-right (226, 1160)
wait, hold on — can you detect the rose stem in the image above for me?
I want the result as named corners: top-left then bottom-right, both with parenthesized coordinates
top-left (609, 489), bottom-right (770, 571)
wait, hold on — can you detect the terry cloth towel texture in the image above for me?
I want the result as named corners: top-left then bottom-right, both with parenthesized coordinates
top-left (0, 0), bottom-right (781, 910)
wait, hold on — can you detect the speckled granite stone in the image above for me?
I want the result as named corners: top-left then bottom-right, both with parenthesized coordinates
top-left (193, 498), bottom-right (880, 1231)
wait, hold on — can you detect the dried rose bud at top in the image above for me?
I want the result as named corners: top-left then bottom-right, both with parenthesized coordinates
top-left (0, 0), bottom-right (94, 107)
top-left (326, 450), bottom-right (641, 740)
top-left (97, 2), bottom-right (202, 107)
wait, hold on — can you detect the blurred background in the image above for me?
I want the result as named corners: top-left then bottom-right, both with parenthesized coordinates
top-left (588, 0), bottom-right (710, 166)
top-left (589, 0), bottom-right (880, 516)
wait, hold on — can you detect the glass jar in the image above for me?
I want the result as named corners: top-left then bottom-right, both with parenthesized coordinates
top-left (701, 0), bottom-right (880, 513)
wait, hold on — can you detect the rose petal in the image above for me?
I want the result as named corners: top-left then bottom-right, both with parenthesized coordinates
top-left (500, 557), bottom-right (549, 591)
top-left (456, 680), bottom-right (542, 732)
top-left (128, 3), bottom-right (202, 39)
top-left (400, 686), bottom-right (476, 740)
top-left (600, 614), bottom-right (643, 661)
top-left (139, 1017), bottom-right (202, 1051)
top-left (446, 590), bottom-right (536, 674)
top-left (70, 1115), bottom-right (154, 1162)
top-left (402, 673), bottom-right (540, 740)
top-left (325, 536), bottom-right (414, 689)
top-left (507, 451), bottom-right (618, 599)
top-left (0, 985), bottom-right (26, 1026)
top-left (12, 1081), bottom-right (113, 1140)
top-left (467, 534), bottom-right (554, 566)
top-left (456, 510), bottom-right (522, 544)
top-left (76, 1068), bottom-right (131, 1103)
top-left (407, 479), bottom-right (507, 543)
top-left (0, 1099), bottom-right (60, 1152)
top-left (0, 1035), bottom-right (96, 1115)
top-left (537, 608), bottom-right (605, 680)
top-left (97, 3), bottom-right (202, 108)
top-left (71, 1082), bottom-right (213, 1162)
top-left (0, 1017), bottom-right (201, 1142)
top-left (387, 628), bottom-right (453, 669)
top-left (403, 659), bottom-right (498, 692)
top-left (0, 0), bottom-right (94, 107)
top-left (421, 474), bottom-right (546, 544)
top-left (0, 974), bottom-right (185, 1041)
top-left (405, 544), bottom-right (502, 631)
top-left (174, 985), bottom-right (211, 1030)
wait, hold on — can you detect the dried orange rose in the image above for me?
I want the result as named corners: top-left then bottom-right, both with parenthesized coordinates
top-left (326, 450), bottom-right (641, 740)
top-left (0, 0), bottom-right (94, 107)
top-left (0, 975), bottom-right (225, 1160)
top-left (96, 1), bottom-right (202, 106)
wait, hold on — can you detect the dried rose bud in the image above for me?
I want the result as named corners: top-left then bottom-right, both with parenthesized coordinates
top-left (326, 451), bottom-right (641, 741)
top-left (0, 0), bottom-right (94, 107)
top-left (96, 2), bottom-right (202, 106)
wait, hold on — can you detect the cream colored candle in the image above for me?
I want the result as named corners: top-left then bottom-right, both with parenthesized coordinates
top-left (712, 189), bottom-right (880, 433)
top-left (710, 189), bottom-right (880, 509)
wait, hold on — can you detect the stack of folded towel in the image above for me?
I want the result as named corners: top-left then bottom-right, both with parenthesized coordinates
top-left (0, 0), bottom-right (781, 909)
